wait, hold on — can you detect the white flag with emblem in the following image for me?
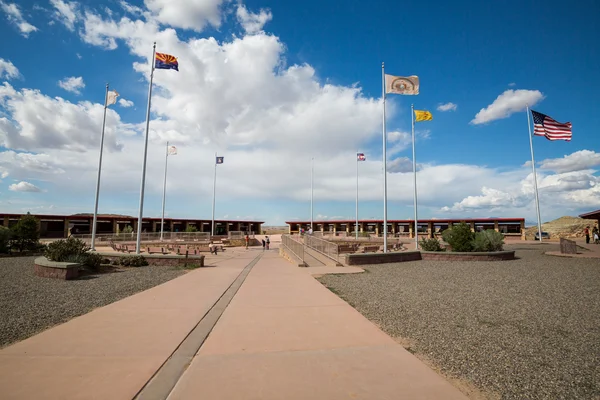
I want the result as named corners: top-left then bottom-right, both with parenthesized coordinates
top-left (168, 145), bottom-right (177, 155)
top-left (385, 75), bottom-right (419, 95)
top-left (106, 90), bottom-right (119, 106)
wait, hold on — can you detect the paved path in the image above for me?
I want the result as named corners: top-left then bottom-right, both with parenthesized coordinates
top-left (0, 246), bottom-right (467, 400)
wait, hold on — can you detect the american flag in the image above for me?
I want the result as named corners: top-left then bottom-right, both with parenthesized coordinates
top-left (216, 156), bottom-right (224, 164)
top-left (531, 110), bottom-right (572, 141)
top-left (357, 153), bottom-right (366, 161)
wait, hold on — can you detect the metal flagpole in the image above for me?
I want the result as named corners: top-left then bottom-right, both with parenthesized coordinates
top-left (310, 157), bottom-right (314, 232)
top-left (356, 152), bottom-right (359, 240)
top-left (160, 141), bottom-right (169, 241)
top-left (135, 42), bottom-right (156, 254)
top-left (91, 83), bottom-right (109, 251)
top-left (526, 105), bottom-right (543, 243)
top-left (381, 62), bottom-right (388, 253)
top-left (411, 104), bottom-right (419, 249)
top-left (211, 152), bottom-right (217, 237)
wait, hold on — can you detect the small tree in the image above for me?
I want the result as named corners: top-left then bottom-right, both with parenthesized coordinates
top-left (11, 212), bottom-right (40, 252)
top-left (122, 225), bottom-right (133, 234)
top-left (185, 225), bottom-right (198, 232)
top-left (442, 222), bottom-right (474, 252)
top-left (0, 226), bottom-right (11, 254)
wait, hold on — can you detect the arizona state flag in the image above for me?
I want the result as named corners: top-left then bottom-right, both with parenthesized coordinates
top-left (155, 53), bottom-right (179, 71)
top-left (414, 110), bottom-right (433, 122)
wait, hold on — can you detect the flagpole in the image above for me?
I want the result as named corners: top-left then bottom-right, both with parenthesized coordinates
top-left (526, 105), bottom-right (543, 243)
top-left (381, 62), bottom-right (388, 253)
top-left (91, 83), bottom-right (109, 251)
top-left (356, 152), bottom-right (359, 240)
top-left (411, 104), bottom-right (419, 249)
top-left (160, 141), bottom-right (169, 241)
top-left (211, 152), bottom-right (217, 237)
top-left (135, 42), bottom-right (156, 254)
top-left (310, 157), bottom-right (314, 232)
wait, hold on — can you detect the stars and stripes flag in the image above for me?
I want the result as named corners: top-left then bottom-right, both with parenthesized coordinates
top-left (357, 153), bottom-right (366, 161)
top-left (216, 156), bottom-right (224, 164)
top-left (531, 110), bottom-right (572, 141)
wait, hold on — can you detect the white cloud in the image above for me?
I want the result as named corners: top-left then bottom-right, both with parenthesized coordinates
top-left (58, 76), bottom-right (85, 94)
top-left (50, 0), bottom-right (79, 31)
top-left (9, 181), bottom-right (42, 192)
top-left (387, 157), bottom-right (413, 173)
top-left (0, 1), bottom-right (38, 37)
top-left (471, 89), bottom-right (544, 125)
top-left (118, 98), bottom-right (134, 107)
top-left (538, 150), bottom-right (600, 174)
top-left (437, 102), bottom-right (457, 112)
top-left (120, 1), bottom-right (144, 15)
top-left (236, 4), bottom-right (272, 34)
top-left (144, 0), bottom-right (224, 32)
top-left (76, 53), bottom-right (82, 59)
top-left (508, 82), bottom-right (516, 87)
top-left (442, 186), bottom-right (528, 212)
top-left (0, 58), bottom-right (19, 80)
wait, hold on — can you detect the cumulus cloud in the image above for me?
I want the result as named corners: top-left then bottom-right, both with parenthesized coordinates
top-left (144, 0), bottom-right (223, 32)
top-left (471, 89), bottom-right (544, 125)
top-left (58, 76), bottom-right (85, 94)
top-left (118, 98), bottom-right (134, 107)
top-left (387, 157), bottom-right (413, 173)
top-left (0, 58), bottom-right (19, 80)
top-left (120, 1), bottom-right (144, 15)
top-left (50, 0), bottom-right (79, 31)
top-left (441, 186), bottom-right (526, 212)
top-left (236, 4), bottom-right (272, 34)
top-left (9, 181), bottom-right (42, 192)
top-left (538, 150), bottom-right (600, 174)
top-left (437, 102), bottom-right (457, 112)
top-left (0, 1), bottom-right (38, 37)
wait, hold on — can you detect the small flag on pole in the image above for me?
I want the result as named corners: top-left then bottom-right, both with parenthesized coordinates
top-left (155, 53), bottom-right (179, 71)
top-left (357, 153), bottom-right (366, 161)
top-left (216, 156), bottom-right (224, 164)
top-left (168, 145), bottom-right (177, 155)
top-left (106, 90), bottom-right (119, 106)
top-left (385, 74), bottom-right (419, 95)
top-left (414, 110), bottom-right (433, 122)
top-left (531, 110), bottom-right (572, 141)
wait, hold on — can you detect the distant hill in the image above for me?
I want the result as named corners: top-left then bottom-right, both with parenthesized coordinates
top-left (525, 216), bottom-right (597, 239)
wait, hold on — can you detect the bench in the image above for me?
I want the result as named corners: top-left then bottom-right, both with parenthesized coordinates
top-left (146, 247), bottom-right (167, 254)
top-left (361, 245), bottom-right (380, 253)
top-left (338, 244), bottom-right (358, 254)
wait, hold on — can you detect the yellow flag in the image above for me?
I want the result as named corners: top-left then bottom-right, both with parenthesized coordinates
top-left (414, 110), bottom-right (432, 122)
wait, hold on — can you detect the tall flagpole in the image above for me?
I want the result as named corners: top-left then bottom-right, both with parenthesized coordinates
top-left (381, 62), bottom-right (388, 252)
top-left (411, 104), bottom-right (419, 249)
top-left (356, 152), bottom-right (359, 240)
top-left (160, 141), bottom-right (169, 241)
top-left (310, 157), bottom-right (314, 232)
top-left (135, 42), bottom-right (156, 254)
top-left (91, 83), bottom-right (109, 251)
top-left (526, 105), bottom-right (543, 243)
top-left (211, 152), bottom-right (217, 237)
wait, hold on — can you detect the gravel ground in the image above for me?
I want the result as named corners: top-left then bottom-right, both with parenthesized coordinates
top-left (318, 243), bottom-right (600, 399)
top-left (0, 257), bottom-right (186, 348)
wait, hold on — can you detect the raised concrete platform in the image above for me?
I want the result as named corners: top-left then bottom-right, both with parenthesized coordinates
top-left (34, 257), bottom-right (80, 280)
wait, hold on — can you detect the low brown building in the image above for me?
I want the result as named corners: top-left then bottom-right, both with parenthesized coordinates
top-left (286, 218), bottom-right (526, 240)
top-left (0, 213), bottom-right (263, 239)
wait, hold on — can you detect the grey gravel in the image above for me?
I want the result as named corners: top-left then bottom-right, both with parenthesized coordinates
top-left (318, 243), bottom-right (600, 399)
top-left (0, 257), bottom-right (186, 348)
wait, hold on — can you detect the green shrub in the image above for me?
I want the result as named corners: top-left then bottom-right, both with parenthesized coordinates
top-left (185, 225), bottom-right (198, 232)
top-left (0, 226), bottom-right (11, 254)
top-left (420, 238), bottom-right (445, 252)
top-left (442, 222), bottom-right (474, 252)
top-left (85, 253), bottom-right (103, 270)
top-left (122, 225), bottom-right (133, 234)
top-left (118, 255), bottom-right (148, 267)
top-left (45, 237), bottom-right (90, 262)
top-left (10, 212), bottom-right (40, 252)
top-left (472, 230), bottom-right (505, 252)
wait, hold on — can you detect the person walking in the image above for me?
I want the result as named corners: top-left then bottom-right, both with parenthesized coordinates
top-left (593, 227), bottom-right (599, 244)
top-left (265, 236), bottom-right (270, 250)
top-left (245, 233), bottom-right (249, 249)
top-left (584, 226), bottom-right (590, 244)
top-left (262, 238), bottom-right (266, 250)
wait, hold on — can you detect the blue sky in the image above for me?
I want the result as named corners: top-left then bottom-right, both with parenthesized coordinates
top-left (0, 0), bottom-right (598, 225)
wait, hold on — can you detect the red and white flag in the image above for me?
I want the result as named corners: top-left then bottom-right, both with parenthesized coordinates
top-left (357, 153), bottom-right (366, 161)
top-left (531, 110), bottom-right (572, 141)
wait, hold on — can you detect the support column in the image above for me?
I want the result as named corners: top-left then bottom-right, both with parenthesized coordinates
top-left (494, 221), bottom-right (499, 232)
top-left (375, 224), bottom-right (379, 236)
top-left (428, 222), bottom-right (434, 238)
top-left (409, 224), bottom-right (414, 239)
top-left (470, 221), bottom-right (475, 232)
top-left (133, 220), bottom-right (138, 233)
top-left (235, 222), bottom-right (241, 231)
top-left (64, 219), bottom-right (70, 238)
top-left (152, 221), bottom-right (158, 233)
top-left (346, 224), bottom-right (350, 234)
top-left (520, 220), bottom-right (526, 240)
top-left (112, 219), bottom-right (118, 235)
top-left (3, 216), bottom-right (8, 227)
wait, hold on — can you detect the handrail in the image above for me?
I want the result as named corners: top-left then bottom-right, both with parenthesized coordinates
top-left (304, 234), bottom-right (339, 262)
top-left (281, 234), bottom-right (304, 261)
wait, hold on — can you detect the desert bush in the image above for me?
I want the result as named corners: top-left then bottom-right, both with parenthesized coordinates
top-left (420, 238), bottom-right (445, 252)
top-left (442, 222), bottom-right (474, 252)
top-left (122, 225), bottom-right (134, 234)
top-left (118, 255), bottom-right (148, 267)
top-left (0, 226), bottom-right (11, 254)
top-left (10, 212), bottom-right (40, 252)
top-left (472, 230), bottom-right (505, 252)
top-left (45, 237), bottom-right (89, 262)
top-left (185, 225), bottom-right (198, 232)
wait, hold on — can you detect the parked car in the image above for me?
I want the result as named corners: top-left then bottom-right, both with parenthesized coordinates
top-left (535, 231), bottom-right (550, 240)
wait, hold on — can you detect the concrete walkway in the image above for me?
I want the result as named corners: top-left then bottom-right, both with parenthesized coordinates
top-left (0, 246), bottom-right (467, 400)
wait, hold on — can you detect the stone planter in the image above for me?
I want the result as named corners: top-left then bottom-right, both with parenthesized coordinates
top-left (34, 257), bottom-right (80, 280)
top-left (420, 251), bottom-right (516, 261)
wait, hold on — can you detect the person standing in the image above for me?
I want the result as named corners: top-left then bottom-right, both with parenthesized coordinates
top-left (584, 226), bottom-right (590, 244)
top-left (262, 238), bottom-right (266, 250)
top-left (245, 234), bottom-right (249, 249)
top-left (266, 236), bottom-right (270, 250)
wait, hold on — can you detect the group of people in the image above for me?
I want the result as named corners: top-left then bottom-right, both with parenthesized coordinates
top-left (244, 234), bottom-right (270, 250)
top-left (584, 226), bottom-right (599, 244)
